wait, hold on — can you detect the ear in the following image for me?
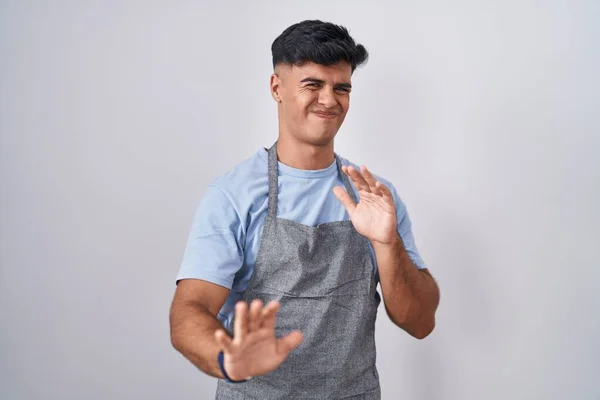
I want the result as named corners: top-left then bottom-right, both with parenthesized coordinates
top-left (270, 73), bottom-right (282, 103)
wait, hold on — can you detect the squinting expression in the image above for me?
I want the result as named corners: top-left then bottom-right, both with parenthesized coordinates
top-left (272, 61), bottom-right (353, 146)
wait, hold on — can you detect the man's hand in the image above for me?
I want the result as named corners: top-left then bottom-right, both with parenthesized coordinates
top-left (214, 299), bottom-right (303, 381)
top-left (333, 165), bottom-right (397, 245)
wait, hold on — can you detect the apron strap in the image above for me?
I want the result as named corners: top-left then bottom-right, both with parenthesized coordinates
top-left (267, 142), bottom-right (358, 218)
top-left (336, 156), bottom-right (359, 204)
top-left (267, 143), bottom-right (279, 218)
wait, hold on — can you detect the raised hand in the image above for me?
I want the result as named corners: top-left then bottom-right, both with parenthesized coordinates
top-left (333, 165), bottom-right (398, 245)
top-left (214, 299), bottom-right (303, 381)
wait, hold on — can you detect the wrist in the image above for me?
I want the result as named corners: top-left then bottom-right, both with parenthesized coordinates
top-left (371, 233), bottom-right (401, 250)
top-left (218, 351), bottom-right (250, 383)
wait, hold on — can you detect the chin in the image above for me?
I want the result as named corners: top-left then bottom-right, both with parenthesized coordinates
top-left (303, 125), bottom-right (339, 145)
top-left (308, 134), bottom-right (337, 147)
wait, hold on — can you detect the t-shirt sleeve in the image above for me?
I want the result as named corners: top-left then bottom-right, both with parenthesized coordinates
top-left (389, 184), bottom-right (428, 270)
top-left (176, 184), bottom-right (245, 288)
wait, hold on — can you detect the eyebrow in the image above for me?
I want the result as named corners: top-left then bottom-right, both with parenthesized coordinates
top-left (300, 77), bottom-right (352, 89)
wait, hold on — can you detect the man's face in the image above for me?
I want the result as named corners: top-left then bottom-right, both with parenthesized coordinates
top-left (271, 61), bottom-right (353, 146)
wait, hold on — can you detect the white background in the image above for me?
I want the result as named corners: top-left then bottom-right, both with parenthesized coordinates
top-left (1, 1), bottom-right (599, 399)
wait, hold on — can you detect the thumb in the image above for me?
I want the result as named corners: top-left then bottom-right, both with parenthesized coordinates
top-left (333, 186), bottom-right (356, 216)
top-left (276, 330), bottom-right (304, 356)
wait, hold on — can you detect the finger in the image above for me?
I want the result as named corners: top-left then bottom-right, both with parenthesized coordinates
top-left (260, 301), bottom-right (280, 331)
top-left (374, 181), bottom-right (396, 211)
top-left (215, 329), bottom-right (233, 353)
top-left (333, 186), bottom-right (356, 216)
top-left (361, 166), bottom-right (381, 195)
top-left (345, 165), bottom-right (370, 192)
top-left (375, 180), bottom-right (394, 201)
top-left (233, 301), bottom-right (248, 342)
top-left (276, 330), bottom-right (304, 356)
top-left (343, 165), bottom-right (371, 193)
top-left (248, 299), bottom-right (263, 333)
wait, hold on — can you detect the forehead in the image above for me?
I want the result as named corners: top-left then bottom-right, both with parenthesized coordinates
top-left (286, 61), bottom-right (352, 82)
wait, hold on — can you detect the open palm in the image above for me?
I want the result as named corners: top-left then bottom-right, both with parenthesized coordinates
top-left (214, 300), bottom-right (303, 381)
top-left (333, 165), bottom-right (398, 245)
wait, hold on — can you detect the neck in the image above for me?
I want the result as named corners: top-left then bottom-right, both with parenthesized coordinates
top-left (275, 134), bottom-right (335, 170)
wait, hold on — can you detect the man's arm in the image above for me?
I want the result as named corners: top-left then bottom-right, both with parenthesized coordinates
top-left (372, 235), bottom-right (440, 339)
top-left (333, 164), bottom-right (440, 339)
top-left (169, 279), bottom-right (229, 378)
top-left (170, 278), bottom-right (304, 381)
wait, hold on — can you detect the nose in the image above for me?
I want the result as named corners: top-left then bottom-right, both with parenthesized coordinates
top-left (317, 87), bottom-right (337, 109)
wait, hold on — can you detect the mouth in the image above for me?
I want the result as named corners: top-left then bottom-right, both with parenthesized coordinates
top-left (313, 111), bottom-right (338, 119)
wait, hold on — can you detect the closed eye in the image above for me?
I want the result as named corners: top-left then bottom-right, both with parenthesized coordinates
top-left (335, 87), bottom-right (351, 93)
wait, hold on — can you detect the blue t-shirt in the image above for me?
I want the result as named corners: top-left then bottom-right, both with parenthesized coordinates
top-left (177, 147), bottom-right (427, 331)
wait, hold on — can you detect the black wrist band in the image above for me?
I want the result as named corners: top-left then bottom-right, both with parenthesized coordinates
top-left (218, 351), bottom-right (248, 383)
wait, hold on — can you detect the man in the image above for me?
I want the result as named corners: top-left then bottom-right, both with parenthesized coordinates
top-left (170, 20), bottom-right (440, 399)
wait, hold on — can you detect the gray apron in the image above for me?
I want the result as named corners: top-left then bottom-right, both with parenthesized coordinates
top-left (216, 142), bottom-right (382, 399)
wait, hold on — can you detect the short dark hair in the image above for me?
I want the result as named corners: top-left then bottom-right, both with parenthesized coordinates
top-left (271, 20), bottom-right (368, 72)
